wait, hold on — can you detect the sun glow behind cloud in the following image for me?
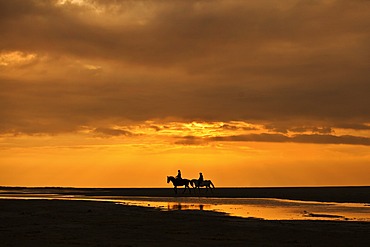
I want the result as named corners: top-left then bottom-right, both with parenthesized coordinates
top-left (0, 51), bottom-right (37, 67)
top-left (1, 121), bottom-right (370, 187)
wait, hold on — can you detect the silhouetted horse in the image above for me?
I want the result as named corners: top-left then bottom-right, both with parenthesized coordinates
top-left (190, 179), bottom-right (215, 193)
top-left (167, 176), bottom-right (191, 194)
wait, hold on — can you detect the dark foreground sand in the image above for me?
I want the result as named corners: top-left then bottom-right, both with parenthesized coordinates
top-left (1, 199), bottom-right (369, 247)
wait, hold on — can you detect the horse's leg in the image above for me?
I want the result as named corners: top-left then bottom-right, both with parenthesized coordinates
top-left (174, 186), bottom-right (177, 194)
top-left (183, 184), bottom-right (190, 194)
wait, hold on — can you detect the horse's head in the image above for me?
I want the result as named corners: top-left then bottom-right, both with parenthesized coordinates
top-left (167, 176), bottom-right (171, 183)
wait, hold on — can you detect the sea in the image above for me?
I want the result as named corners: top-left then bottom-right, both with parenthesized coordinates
top-left (1, 186), bottom-right (369, 222)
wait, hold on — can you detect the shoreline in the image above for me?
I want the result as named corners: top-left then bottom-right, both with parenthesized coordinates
top-left (1, 198), bottom-right (370, 246)
top-left (2, 186), bottom-right (370, 203)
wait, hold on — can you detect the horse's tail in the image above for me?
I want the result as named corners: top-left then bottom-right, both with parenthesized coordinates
top-left (210, 181), bottom-right (215, 188)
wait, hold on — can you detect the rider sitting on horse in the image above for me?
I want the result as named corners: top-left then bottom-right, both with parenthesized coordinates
top-left (176, 170), bottom-right (182, 181)
top-left (198, 172), bottom-right (204, 186)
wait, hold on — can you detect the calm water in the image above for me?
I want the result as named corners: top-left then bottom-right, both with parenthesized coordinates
top-left (116, 196), bottom-right (370, 221)
top-left (1, 193), bottom-right (370, 221)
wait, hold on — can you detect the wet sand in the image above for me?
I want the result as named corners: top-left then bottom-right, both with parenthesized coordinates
top-left (1, 199), bottom-right (370, 247)
top-left (2, 186), bottom-right (370, 203)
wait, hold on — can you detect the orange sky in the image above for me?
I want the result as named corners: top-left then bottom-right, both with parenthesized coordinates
top-left (1, 0), bottom-right (370, 187)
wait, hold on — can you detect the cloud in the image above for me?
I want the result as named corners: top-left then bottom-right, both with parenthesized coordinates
top-left (180, 133), bottom-right (370, 146)
top-left (334, 123), bottom-right (370, 131)
top-left (0, 51), bottom-right (37, 67)
top-left (93, 127), bottom-right (133, 137)
top-left (0, 0), bottom-right (369, 139)
top-left (291, 134), bottom-right (370, 146)
top-left (265, 124), bottom-right (333, 134)
top-left (220, 123), bottom-right (258, 131)
top-left (174, 135), bottom-right (207, 146)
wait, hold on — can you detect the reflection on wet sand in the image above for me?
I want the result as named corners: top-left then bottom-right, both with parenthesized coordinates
top-left (302, 211), bottom-right (345, 219)
top-left (167, 203), bottom-right (210, 211)
top-left (1, 193), bottom-right (370, 222)
top-left (126, 198), bottom-right (370, 222)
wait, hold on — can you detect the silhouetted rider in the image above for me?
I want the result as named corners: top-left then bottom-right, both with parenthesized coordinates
top-left (198, 172), bottom-right (204, 186)
top-left (176, 170), bottom-right (182, 180)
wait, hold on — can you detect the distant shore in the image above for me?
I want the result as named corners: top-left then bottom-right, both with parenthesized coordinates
top-left (1, 186), bottom-right (370, 203)
top-left (1, 198), bottom-right (370, 247)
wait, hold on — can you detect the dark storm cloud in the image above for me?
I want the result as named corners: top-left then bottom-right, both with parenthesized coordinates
top-left (1, 0), bottom-right (369, 68)
top-left (1, 0), bottom-right (370, 138)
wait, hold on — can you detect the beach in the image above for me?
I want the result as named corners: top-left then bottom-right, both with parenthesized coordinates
top-left (2, 186), bottom-right (370, 203)
top-left (1, 197), bottom-right (370, 247)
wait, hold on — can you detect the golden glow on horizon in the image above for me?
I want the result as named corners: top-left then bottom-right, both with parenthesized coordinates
top-left (1, 121), bottom-right (370, 187)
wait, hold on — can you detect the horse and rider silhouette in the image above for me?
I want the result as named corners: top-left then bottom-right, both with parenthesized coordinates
top-left (167, 170), bottom-right (215, 194)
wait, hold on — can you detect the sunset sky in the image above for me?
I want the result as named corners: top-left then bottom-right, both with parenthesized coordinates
top-left (1, 0), bottom-right (370, 187)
